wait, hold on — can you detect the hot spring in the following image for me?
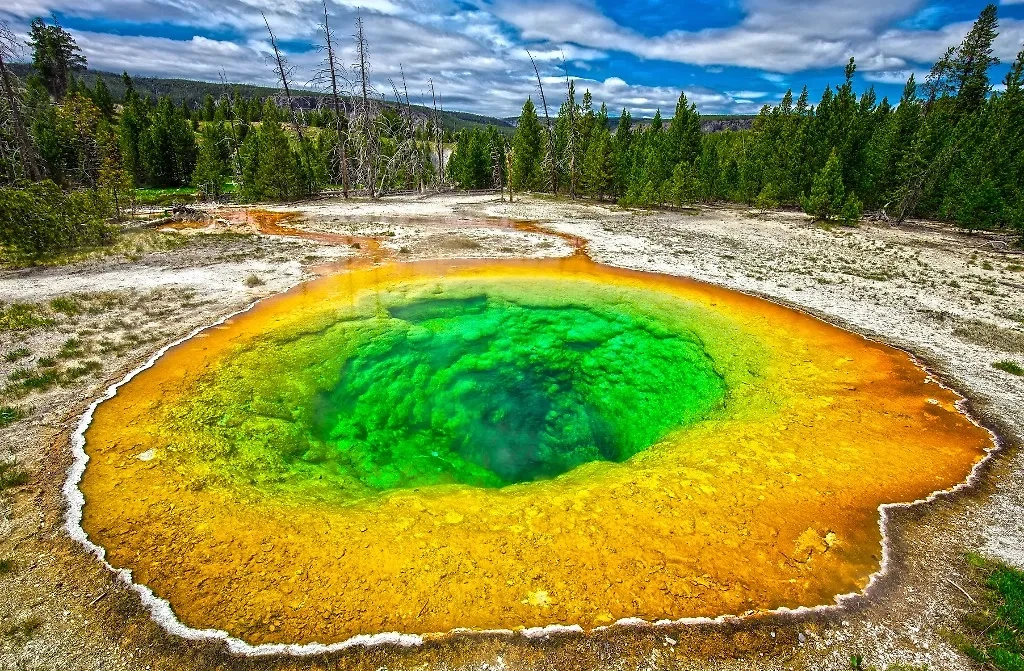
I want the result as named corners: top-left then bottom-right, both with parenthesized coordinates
top-left (77, 256), bottom-right (991, 646)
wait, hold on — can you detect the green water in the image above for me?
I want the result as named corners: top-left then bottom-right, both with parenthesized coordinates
top-left (168, 282), bottom-right (735, 500)
top-left (308, 296), bottom-right (726, 489)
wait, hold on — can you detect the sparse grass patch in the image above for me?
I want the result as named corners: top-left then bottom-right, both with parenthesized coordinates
top-left (49, 296), bottom-right (82, 315)
top-left (994, 360), bottom-right (1024, 376)
top-left (2, 614), bottom-right (43, 640)
top-left (0, 303), bottom-right (54, 332)
top-left (0, 459), bottom-right (28, 490)
top-left (0, 406), bottom-right (25, 428)
top-left (245, 274), bottom-right (265, 287)
top-left (848, 654), bottom-right (928, 670)
top-left (61, 360), bottom-right (101, 383)
top-left (3, 348), bottom-right (30, 362)
top-left (957, 553), bottom-right (1024, 671)
top-left (57, 337), bottom-right (84, 359)
top-left (11, 368), bottom-right (60, 394)
top-left (8, 367), bottom-right (32, 381)
top-left (36, 356), bottom-right (56, 368)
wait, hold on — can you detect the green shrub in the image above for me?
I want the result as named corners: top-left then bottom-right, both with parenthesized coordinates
top-left (0, 180), bottom-right (117, 259)
top-left (0, 406), bottom-right (25, 428)
top-left (49, 296), bottom-right (82, 315)
top-left (0, 460), bottom-right (27, 490)
top-left (841, 196), bottom-right (863, 226)
top-left (994, 360), bottom-right (1024, 376)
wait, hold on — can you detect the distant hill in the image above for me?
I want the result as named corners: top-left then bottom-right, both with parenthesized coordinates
top-left (6, 64), bottom-right (514, 132)
top-left (8, 65), bottom-right (751, 133)
top-left (502, 113), bottom-right (756, 133)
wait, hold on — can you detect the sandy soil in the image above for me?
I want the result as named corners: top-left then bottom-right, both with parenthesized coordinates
top-left (0, 192), bottom-right (1022, 671)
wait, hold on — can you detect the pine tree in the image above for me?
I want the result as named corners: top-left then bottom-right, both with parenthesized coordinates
top-left (239, 101), bottom-right (306, 201)
top-left (581, 127), bottom-right (614, 199)
top-left (192, 121), bottom-right (230, 200)
top-left (140, 96), bottom-right (197, 187)
top-left (803, 149), bottom-right (846, 221)
top-left (26, 17), bottom-right (86, 99)
top-left (612, 109), bottom-right (632, 198)
top-left (954, 4), bottom-right (1000, 115)
top-left (91, 77), bottom-right (114, 118)
top-left (667, 92), bottom-right (702, 168)
top-left (203, 94), bottom-right (216, 122)
top-left (510, 98), bottom-right (543, 191)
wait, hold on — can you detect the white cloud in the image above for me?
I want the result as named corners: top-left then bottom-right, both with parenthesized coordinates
top-left (489, 0), bottom-right (1024, 74)
top-left (2, 0), bottom-right (1018, 118)
top-left (862, 68), bottom-right (928, 85)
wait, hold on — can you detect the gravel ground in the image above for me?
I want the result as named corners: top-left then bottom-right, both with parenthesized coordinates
top-left (0, 192), bottom-right (1021, 671)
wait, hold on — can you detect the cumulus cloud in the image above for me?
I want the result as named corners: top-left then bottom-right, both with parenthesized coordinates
top-left (489, 0), bottom-right (1024, 73)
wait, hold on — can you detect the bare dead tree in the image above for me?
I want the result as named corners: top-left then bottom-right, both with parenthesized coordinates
top-left (352, 13), bottom-right (379, 198)
top-left (262, 13), bottom-right (306, 143)
top-left (218, 70), bottom-right (244, 188)
top-left (491, 135), bottom-right (506, 201)
top-left (527, 50), bottom-right (557, 196)
top-left (504, 139), bottom-right (514, 203)
top-left (397, 64), bottom-right (422, 191)
top-left (0, 22), bottom-right (42, 182)
top-left (316, 0), bottom-right (351, 198)
top-left (429, 79), bottom-right (445, 188)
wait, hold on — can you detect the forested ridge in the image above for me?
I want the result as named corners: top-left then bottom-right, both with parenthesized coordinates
top-left (448, 4), bottom-right (1024, 235)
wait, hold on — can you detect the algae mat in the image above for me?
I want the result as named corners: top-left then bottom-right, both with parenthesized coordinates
top-left (78, 256), bottom-right (992, 646)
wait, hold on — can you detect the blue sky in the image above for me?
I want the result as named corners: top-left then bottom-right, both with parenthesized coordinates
top-left (2, 0), bottom-right (1023, 117)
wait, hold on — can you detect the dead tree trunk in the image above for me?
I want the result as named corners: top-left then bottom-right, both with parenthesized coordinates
top-left (263, 13), bottom-right (305, 144)
top-left (353, 15), bottom-right (378, 199)
top-left (320, 1), bottom-right (350, 198)
top-left (0, 23), bottom-right (42, 181)
top-left (429, 80), bottom-right (443, 189)
top-left (398, 65), bottom-right (419, 192)
top-left (528, 50), bottom-right (557, 196)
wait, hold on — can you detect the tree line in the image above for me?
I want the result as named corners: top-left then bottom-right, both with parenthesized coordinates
top-left (448, 4), bottom-right (1023, 235)
top-left (2, 5), bottom-right (1021, 261)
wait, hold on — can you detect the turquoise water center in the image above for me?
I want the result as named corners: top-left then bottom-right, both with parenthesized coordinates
top-left (311, 296), bottom-right (727, 489)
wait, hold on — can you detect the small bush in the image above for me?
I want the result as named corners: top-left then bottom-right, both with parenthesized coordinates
top-left (994, 360), bottom-right (1024, 376)
top-left (841, 196), bottom-right (863, 226)
top-left (0, 558), bottom-right (15, 574)
top-left (244, 274), bottom-right (265, 287)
